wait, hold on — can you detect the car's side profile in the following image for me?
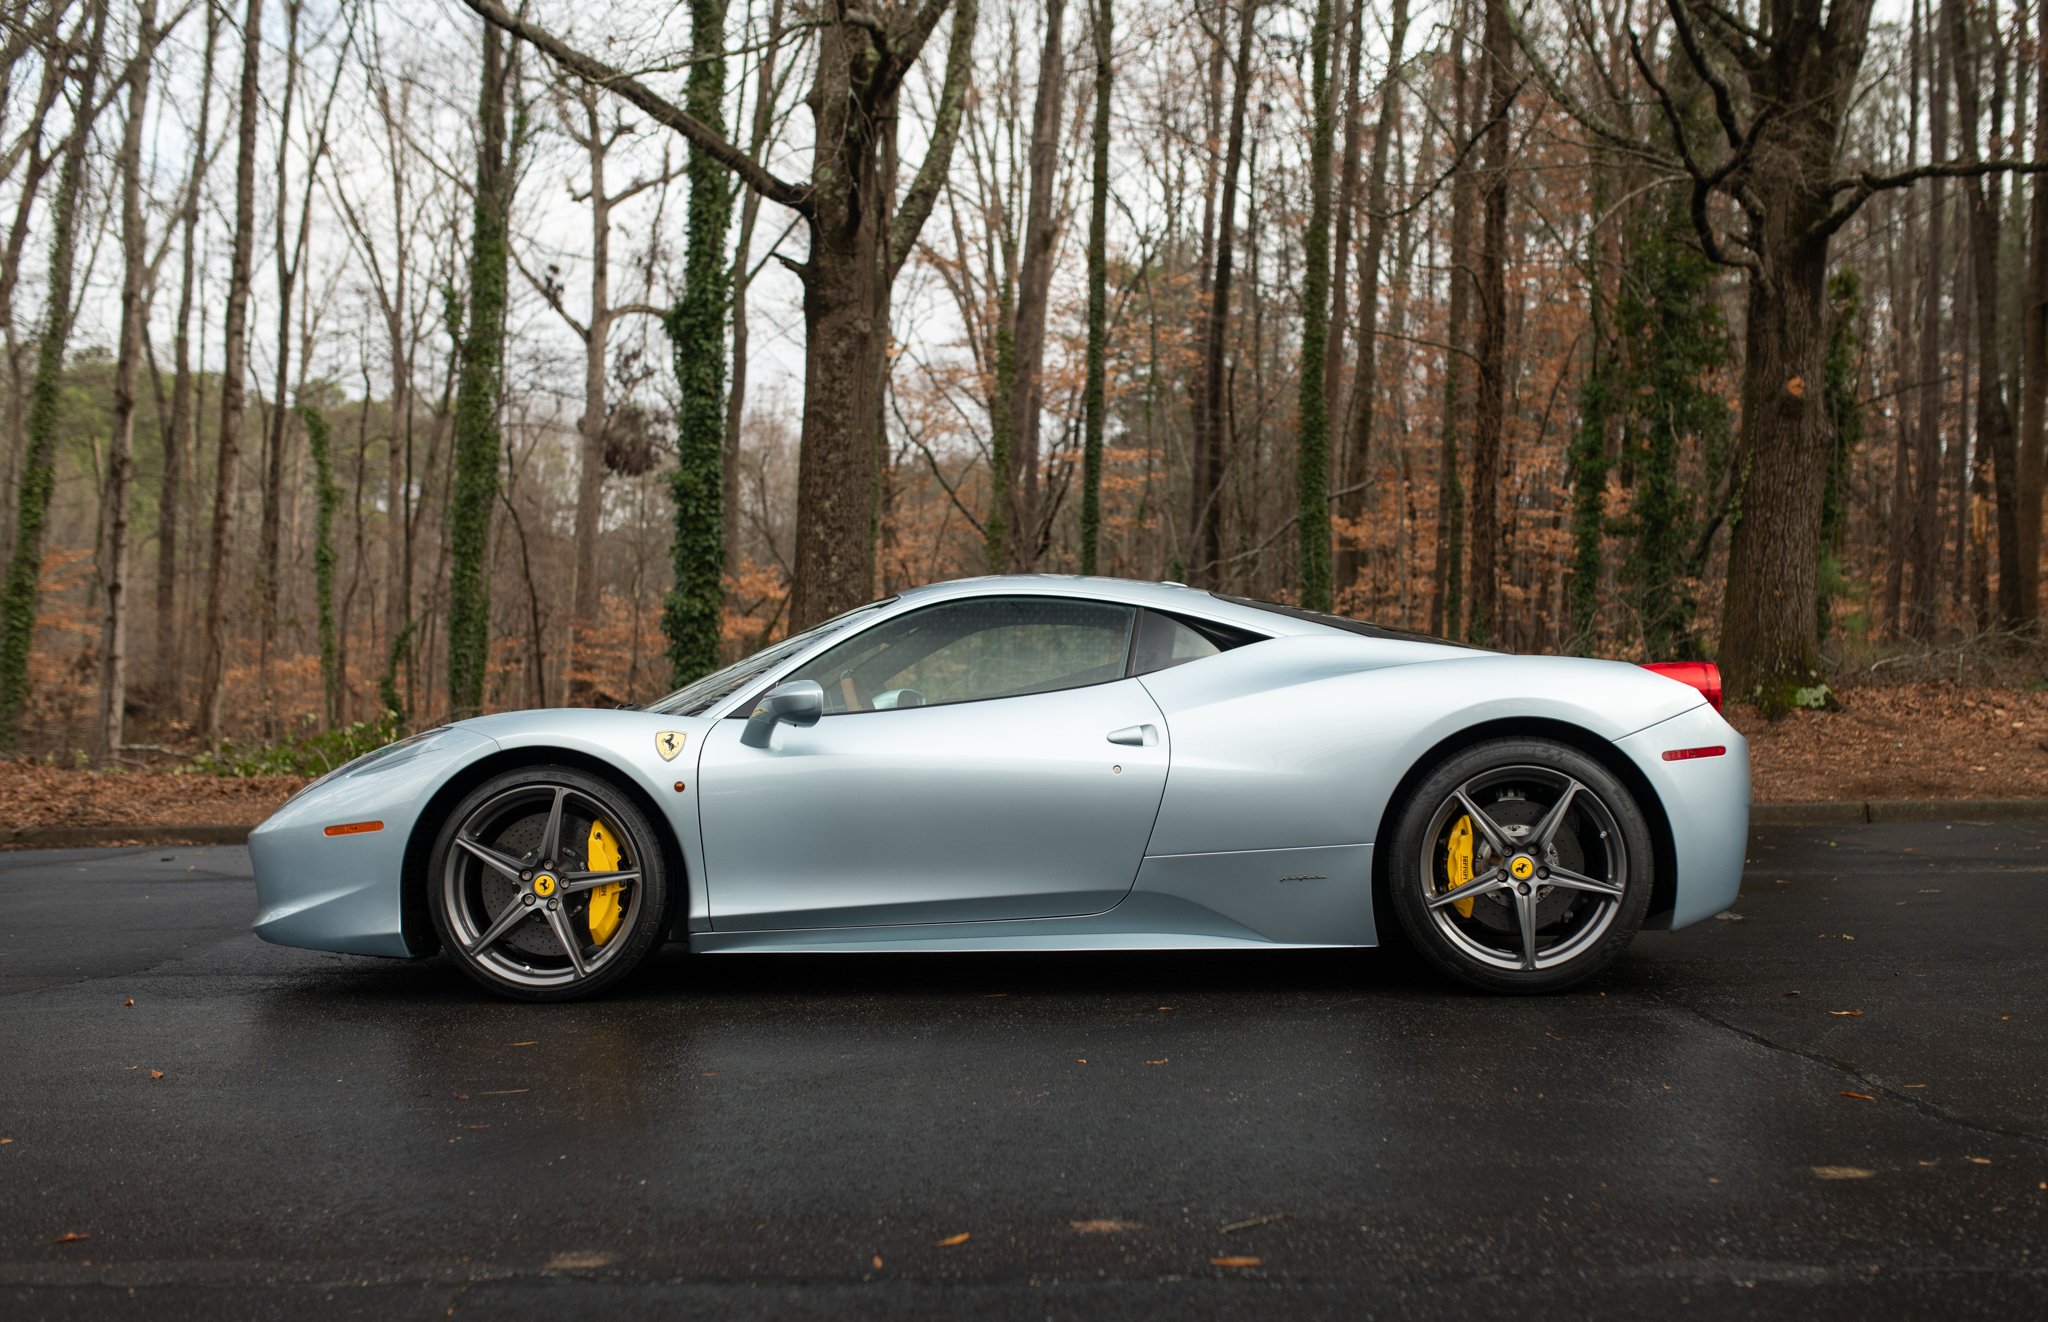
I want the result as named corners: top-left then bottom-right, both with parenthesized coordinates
top-left (249, 576), bottom-right (1750, 999)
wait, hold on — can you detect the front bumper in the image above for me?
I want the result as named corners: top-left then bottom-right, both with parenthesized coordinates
top-left (1616, 703), bottom-right (1751, 930)
top-left (249, 727), bottom-right (498, 957)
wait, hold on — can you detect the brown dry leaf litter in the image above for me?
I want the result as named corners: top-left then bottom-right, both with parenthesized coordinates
top-left (1729, 682), bottom-right (2048, 802)
top-left (0, 760), bottom-right (303, 835)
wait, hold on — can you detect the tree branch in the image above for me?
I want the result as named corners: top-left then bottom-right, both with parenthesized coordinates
top-left (1814, 158), bottom-right (2048, 240)
top-left (888, 0), bottom-right (979, 282)
top-left (456, 0), bottom-right (810, 213)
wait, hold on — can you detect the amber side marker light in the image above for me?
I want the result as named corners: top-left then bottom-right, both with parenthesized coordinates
top-left (323, 820), bottom-right (384, 837)
top-left (1660, 746), bottom-right (1727, 762)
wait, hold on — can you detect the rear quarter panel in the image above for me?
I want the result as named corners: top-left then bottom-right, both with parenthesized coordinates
top-left (1135, 638), bottom-right (1707, 857)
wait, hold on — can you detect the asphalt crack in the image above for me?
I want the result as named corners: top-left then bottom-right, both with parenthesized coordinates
top-left (1646, 994), bottom-right (2048, 1151)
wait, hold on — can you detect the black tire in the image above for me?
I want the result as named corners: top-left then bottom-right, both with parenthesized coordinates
top-left (428, 765), bottom-right (675, 1002)
top-left (1387, 738), bottom-right (1653, 994)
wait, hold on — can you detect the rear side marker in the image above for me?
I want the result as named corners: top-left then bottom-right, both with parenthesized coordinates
top-left (1660, 746), bottom-right (1727, 762)
top-left (323, 821), bottom-right (384, 837)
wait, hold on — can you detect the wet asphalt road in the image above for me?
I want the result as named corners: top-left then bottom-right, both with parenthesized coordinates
top-left (0, 821), bottom-right (2044, 1320)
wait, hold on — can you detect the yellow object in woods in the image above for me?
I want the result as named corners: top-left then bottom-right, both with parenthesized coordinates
top-left (1445, 815), bottom-right (1476, 919)
top-left (586, 820), bottom-right (625, 946)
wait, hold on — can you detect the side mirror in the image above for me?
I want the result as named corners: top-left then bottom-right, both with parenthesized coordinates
top-left (740, 680), bottom-right (825, 748)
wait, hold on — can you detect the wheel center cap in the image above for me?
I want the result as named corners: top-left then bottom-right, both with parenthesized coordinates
top-left (532, 873), bottom-right (558, 899)
top-left (1509, 855), bottom-right (1536, 882)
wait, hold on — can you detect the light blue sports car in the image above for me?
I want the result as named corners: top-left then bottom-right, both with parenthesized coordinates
top-left (249, 576), bottom-right (1749, 1000)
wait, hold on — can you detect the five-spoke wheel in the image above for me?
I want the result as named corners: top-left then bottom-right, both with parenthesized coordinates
top-left (429, 765), bottom-right (673, 1001)
top-left (1388, 738), bottom-right (1653, 993)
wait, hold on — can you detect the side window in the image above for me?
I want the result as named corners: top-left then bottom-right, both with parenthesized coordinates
top-left (1130, 609), bottom-right (1261, 676)
top-left (788, 597), bottom-right (1139, 713)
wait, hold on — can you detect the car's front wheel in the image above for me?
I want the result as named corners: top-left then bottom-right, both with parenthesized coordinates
top-left (1387, 738), bottom-right (1653, 993)
top-left (428, 765), bottom-right (674, 1001)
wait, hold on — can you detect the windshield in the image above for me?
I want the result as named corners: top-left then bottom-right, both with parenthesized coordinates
top-left (643, 599), bottom-right (896, 716)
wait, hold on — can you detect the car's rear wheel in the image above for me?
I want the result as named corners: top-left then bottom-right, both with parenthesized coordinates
top-left (1388, 738), bottom-right (1653, 993)
top-left (429, 765), bottom-right (674, 1001)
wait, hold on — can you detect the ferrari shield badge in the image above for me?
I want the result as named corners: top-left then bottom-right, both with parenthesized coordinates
top-left (655, 730), bottom-right (687, 762)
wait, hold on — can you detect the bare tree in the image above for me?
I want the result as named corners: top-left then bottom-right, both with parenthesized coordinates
top-left (197, 0), bottom-right (264, 744)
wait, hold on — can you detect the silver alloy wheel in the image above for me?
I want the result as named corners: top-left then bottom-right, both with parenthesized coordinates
top-left (1416, 764), bottom-right (1628, 972)
top-left (439, 782), bottom-right (646, 991)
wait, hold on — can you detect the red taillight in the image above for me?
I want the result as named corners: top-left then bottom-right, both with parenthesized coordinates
top-left (1640, 661), bottom-right (1722, 713)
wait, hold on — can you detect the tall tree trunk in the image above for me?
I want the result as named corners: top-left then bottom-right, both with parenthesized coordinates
top-left (101, 0), bottom-right (158, 762)
top-left (663, 0), bottom-right (731, 686)
top-left (1910, 0), bottom-right (1949, 639)
top-left (1333, 0), bottom-right (1410, 601)
top-left (1431, 0), bottom-right (1476, 639)
top-left (156, 1), bottom-right (216, 718)
top-left (1189, 0), bottom-right (1257, 587)
top-left (723, 0), bottom-right (788, 578)
top-left (568, 91), bottom-right (613, 703)
top-left (447, 21), bottom-right (511, 719)
top-left (2020, 0), bottom-right (2048, 625)
top-left (0, 0), bottom-right (107, 747)
top-left (1296, 0), bottom-right (1336, 611)
top-left (1325, 0), bottom-right (1362, 500)
top-left (1945, 0), bottom-right (2021, 628)
top-left (300, 405), bottom-right (340, 724)
top-left (1465, 0), bottom-right (1513, 648)
top-left (1079, 0), bottom-right (1112, 575)
top-left (198, 0), bottom-right (263, 743)
top-left (1003, 0), bottom-right (1069, 570)
top-left (787, 0), bottom-right (981, 628)
top-left (259, 3), bottom-right (305, 708)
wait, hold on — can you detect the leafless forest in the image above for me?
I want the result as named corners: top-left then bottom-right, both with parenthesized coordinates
top-left (2, 0), bottom-right (2045, 759)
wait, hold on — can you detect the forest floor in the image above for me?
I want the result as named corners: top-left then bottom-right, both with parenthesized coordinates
top-left (0, 680), bottom-right (2045, 833)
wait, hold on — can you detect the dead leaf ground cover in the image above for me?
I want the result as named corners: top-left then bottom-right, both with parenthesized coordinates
top-left (0, 679), bottom-right (2042, 836)
top-left (1728, 681), bottom-right (2048, 803)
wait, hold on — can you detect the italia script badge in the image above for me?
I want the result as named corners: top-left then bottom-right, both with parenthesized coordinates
top-left (655, 730), bottom-right (687, 762)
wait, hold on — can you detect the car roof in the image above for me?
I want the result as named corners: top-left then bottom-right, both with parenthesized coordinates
top-left (886, 575), bottom-right (1343, 636)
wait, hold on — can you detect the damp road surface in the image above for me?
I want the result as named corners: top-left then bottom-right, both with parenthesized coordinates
top-left (0, 820), bottom-right (2044, 1320)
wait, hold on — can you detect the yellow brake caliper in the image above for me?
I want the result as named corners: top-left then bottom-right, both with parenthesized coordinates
top-left (585, 820), bottom-right (626, 946)
top-left (1445, 815), bottom-right (1476, 918)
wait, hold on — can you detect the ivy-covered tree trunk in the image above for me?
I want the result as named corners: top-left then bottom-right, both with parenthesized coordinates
top-left (1818, 271), bottom-right (1863, 640)
top-left (1078, 0), bottom-right (1112, 576)
top-left (300, 405), bottom-right (341, 726)
top-left (662, 0), bottom-right (732, 688)
top-left (985, 278), bottom-right (1014, 572)
top-left (1567, 228), bottom-right (1610, 649)
top-left (0, 0), bottom-right (106, 748)
top-left (1295, 0), bottom-right (1335, 613)
top-left (447, 22), bottom-right (511, 719)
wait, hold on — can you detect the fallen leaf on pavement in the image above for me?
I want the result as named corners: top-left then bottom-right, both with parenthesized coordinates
top-left (122, 999), bottom-right (134, 1007)
top-left (477, 1089), bottom-right (529, 1097)
top-left (1968, 1157), bottom-right (1993, 1165)
top-left (1145, 1058), bottom-right (1169, 1066)
top-left (872, 1254), bottom-right (884, 1269)
top-left (545, 1251), bottom-right (615, 1270)
top-left (508, 1041), bottom-right (537, 1048)
top-left (148, 1070), bottom-right (164, 1081)
top-left (51, 1232), bottom-right (90, 1245)
top-left (934, 1232), bottom-right (970, 1247)
top-left (1210, 1256), bottom-right (1262, 1268)
top-left (1220, 1213), bottom-right (1290, 1234)
top-left (1838, 1091), bottom-right (1875, 1101)
top-left (1811, 1166), bottom-right (1875, 1179)
top-left (1828, 1010), bottom-right (1864, 1017)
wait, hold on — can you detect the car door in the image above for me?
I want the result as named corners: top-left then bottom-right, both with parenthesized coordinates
top-left (696, 596), bottom-right (1170, 931)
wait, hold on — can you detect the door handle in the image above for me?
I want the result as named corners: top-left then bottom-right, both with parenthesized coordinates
top-left (1107, 724), bottom-right (1158, 747)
